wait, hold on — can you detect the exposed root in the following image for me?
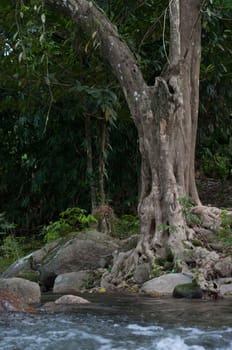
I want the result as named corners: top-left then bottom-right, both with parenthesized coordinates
top-left (191, 205), bottom-right (221, 230)
top-left (102, 205), bottom-right (232, 296)
top-left (101, 238), bottom-right (155, 289)
top-left (102, 249), bottom-right (139, 289)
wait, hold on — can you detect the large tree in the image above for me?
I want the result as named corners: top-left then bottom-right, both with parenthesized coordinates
top-left (41, 0), bottom-right (230, 293)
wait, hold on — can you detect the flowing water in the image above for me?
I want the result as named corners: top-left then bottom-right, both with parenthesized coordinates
top-left (1, 294), bottom-right (232, 350)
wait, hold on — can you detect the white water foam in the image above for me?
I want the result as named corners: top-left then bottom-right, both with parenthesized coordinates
top-left (127, 324), bottom-right (163, 336)
top-left (156, 336), bottom-right (205, 350)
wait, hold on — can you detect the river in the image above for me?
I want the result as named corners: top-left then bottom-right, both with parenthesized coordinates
top-left (0, 294), bottom-right (232, 350)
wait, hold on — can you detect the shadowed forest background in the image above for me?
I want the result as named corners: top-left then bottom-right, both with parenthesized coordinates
top-left (0, 0), bottom-right (231, 236)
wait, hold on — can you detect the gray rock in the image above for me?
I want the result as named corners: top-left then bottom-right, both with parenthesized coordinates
top-left (0, 278), bottom-right (41, 304)
top-left (133, 263), bottom-right (150, 284)
top-left (2, 231), bottom-right (119, 291)
top-left (1, 254), bottom-right (33, 278)
top-left (1, 241), bottom-right (61, 278)
top-left (141, 273), bottom-right (192, 296)
top-left (53, 270), bottom-right (103, 293)
top-left (39, 235), bottom-right (117, 290)
top-left (43, 294), bottom-right (90, 312)
top-left (218, 277), bottom-right (232, 297)
top-left (215, 257), bottom-right (232, 277)
top-left (54, 295), bottom-right (90, 304)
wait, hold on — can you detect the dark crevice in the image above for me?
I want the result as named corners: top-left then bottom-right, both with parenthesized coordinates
top-left (167, 79), bottom-right (175, 94)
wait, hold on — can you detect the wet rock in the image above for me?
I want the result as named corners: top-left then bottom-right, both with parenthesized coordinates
top-left (141, 273), bottom-right (192, 296)
top-left (54, 295), bottom-right (90, 304)
top-left (0, 289), bottom-right (36, 313)
top-left (0, 278), bottom-right (41, 304)
top-left (43, 294), bottom-right (90, 312)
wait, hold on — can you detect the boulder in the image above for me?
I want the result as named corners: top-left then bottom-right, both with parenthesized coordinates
top-left (39, 232), bottom-right (118, 290)
top-left (1, 241), bottom-right (61, 279)
top-left (214, 257), bottom-right (232, 277)
top-left (173, 282), bottom-right (203, 298)
top-left (141, 273), bottom-right (192, 296)
top-left (133, 263), bottom-right (150, 284)
top-left (1, 231), bottom-right (119, 291)
top-left (0, 278), bottom-right (41, 304)
top-left (0, 289), bottom-right (36, 313)
top-left (53, 270), bottom-right (104, 293)
top-left (1, 254), bottom-right (33, 279)
top-left (218, 278), bottom-right (232, 297)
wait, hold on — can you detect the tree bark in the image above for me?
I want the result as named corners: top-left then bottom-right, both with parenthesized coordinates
top-left (85, 113), bottom-right (97, 211)
top-left (45, 0), bottom-right (223, 293)
top-left (98, 117), bottom-right (107, 205)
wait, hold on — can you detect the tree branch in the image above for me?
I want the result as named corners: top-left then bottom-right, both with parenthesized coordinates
top-left (45, 0), bottom-right (149, 121)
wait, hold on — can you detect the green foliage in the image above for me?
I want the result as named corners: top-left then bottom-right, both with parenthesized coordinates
top-left (60, 207), bottom-right (97, 228)
top-left (43, 220), bottom-right (72, 243)
top-left (157, 223), bottom-right (177, 233)
top-left (0, 234), bottom-right (25, 272)
top-left (216, 209), bottom-right (232, 248)
top-left (114, 214), bottom-right (139, 239)
top-left (0, 0), bottom-right (231, 232)
top-left (177, 197), bottom-right (202, 226)
top-left (0, 211), bottom-right (42, 271)
top-left (150, 249), bottom-right (178, 277)
top-left (43, 207), bottom-right (97, 242)
top-left (198, 1), bottom-right (232, 178)
top-left (81, 270), bottom-right (103, 290)
top-left (0, 213), bottom-right (16, 235)
top-left (202, 151), bottom-right (231, 179)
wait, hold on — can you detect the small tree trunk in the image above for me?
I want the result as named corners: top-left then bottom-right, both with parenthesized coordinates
top-left (85, 114), bottom-right (97, 211)
top-left (98, 117), bottom-right (107, 205)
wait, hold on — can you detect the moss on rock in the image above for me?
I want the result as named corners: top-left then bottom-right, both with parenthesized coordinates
top-left (173, 282), bottom-right (203, 299)
top-left (16, 271), bottom-right (40, 283)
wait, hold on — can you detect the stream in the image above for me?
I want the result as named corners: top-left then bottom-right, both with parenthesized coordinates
top-left (1, 294), bottom-right (232, 350)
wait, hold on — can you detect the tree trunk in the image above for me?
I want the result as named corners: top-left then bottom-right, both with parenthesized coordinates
top-left (136, 0), bottom-right (202, 259)
top-left (46, 0), bottom-right (228, 293)
top-left (104, 0), bottom-right (204, 285)
top-left (85, 113), bottom-right (97, 211)
top-left (98, 117), bottom-right (107, 205)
